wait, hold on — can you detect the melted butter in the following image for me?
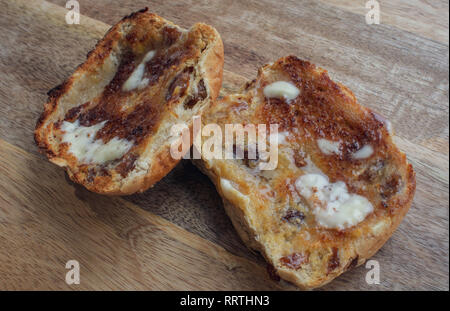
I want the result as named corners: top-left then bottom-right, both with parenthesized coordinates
top-left (263, 81), bottom-right (300, 101)
top-left (61, 120), bottom-right (133, 164)
top-left (295, 173), bottom-right (373, 230)
top-left (122, 50), bottom-right (156, 92)
top-left (317, 139), bottom-right (342, 155)
top-left (352, 145), bottom-right (374, 159)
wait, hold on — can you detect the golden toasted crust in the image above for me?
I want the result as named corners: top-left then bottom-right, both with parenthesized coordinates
top-left (195, 56), bottom-right (416, 289)
top-left (35, 9), bottom-right (224, 195)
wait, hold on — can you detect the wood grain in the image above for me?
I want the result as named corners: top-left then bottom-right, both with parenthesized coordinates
top-left (0, 138), bottom-right (293, 290)
top-left (0, 0), bottom-right (448, 290)
top-left (320, 0), bottom-right (449, 45)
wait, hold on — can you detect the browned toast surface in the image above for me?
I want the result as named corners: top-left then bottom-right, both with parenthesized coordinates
top-left (35, 9), bottom-right (223, 194)
top-left (197, 55), bottom-right (416, 288)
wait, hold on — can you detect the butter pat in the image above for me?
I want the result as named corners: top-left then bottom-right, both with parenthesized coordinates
top-left (61, 120), bottom-right (133, 164)
top-left (352, 145), bottom-right (374, 159)
top-left (317, 139), bottom-right (341, 155)
top-left (263, 81), bottom-right (300, 101)
top-left (122, 50), bottom-right (156, 92)
top-left (295, 174), bottom-right (373, 230)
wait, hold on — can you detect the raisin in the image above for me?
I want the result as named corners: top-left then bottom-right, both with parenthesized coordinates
top-left (280, 252), bottom-right (309, 270)
top-left (116, 153), bottom-right (138, 178)
top-left (380, 175), bottom-right (401, 199)
top-left (87, 167), bottom-right (96, 183)
top-left (184, 79), bottom-right (207, 109)
top-left (184, 97), bottom-right (198, 109)
top-left (327, 247), bottom-right (340, 273)
top-left (282, 210), bottom-right (305, 226)
top-left (64, 104), bottom-right (86, 122)
top-left (197, 79), bottom-right (207, 100)
top-left (145, 49), bottom-right (187, 86)
top-left (293, 152), bottom-right (306, 167)
top-left (359, 159), bottom-right (385, 182)
top-left (166, 67), bottom-right (192, 101)
top-left (86, 165), bottom-right (110, 183)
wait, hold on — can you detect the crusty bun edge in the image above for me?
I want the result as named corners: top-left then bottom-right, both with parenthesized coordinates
top-left (193, 158), bottom-right (415, 289)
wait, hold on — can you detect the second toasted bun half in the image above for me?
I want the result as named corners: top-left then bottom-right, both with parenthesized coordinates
top-left (195, 56), bottom-right (415, 289)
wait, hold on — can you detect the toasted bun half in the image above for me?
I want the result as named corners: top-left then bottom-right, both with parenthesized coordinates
top-left (35, 9), bottom-right (224, 195)
top-left (194, 56), bottom-right (415, 289)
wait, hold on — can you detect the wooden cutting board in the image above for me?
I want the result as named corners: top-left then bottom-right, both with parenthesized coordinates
top-left (0, 0), bottom-right (448, 290)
